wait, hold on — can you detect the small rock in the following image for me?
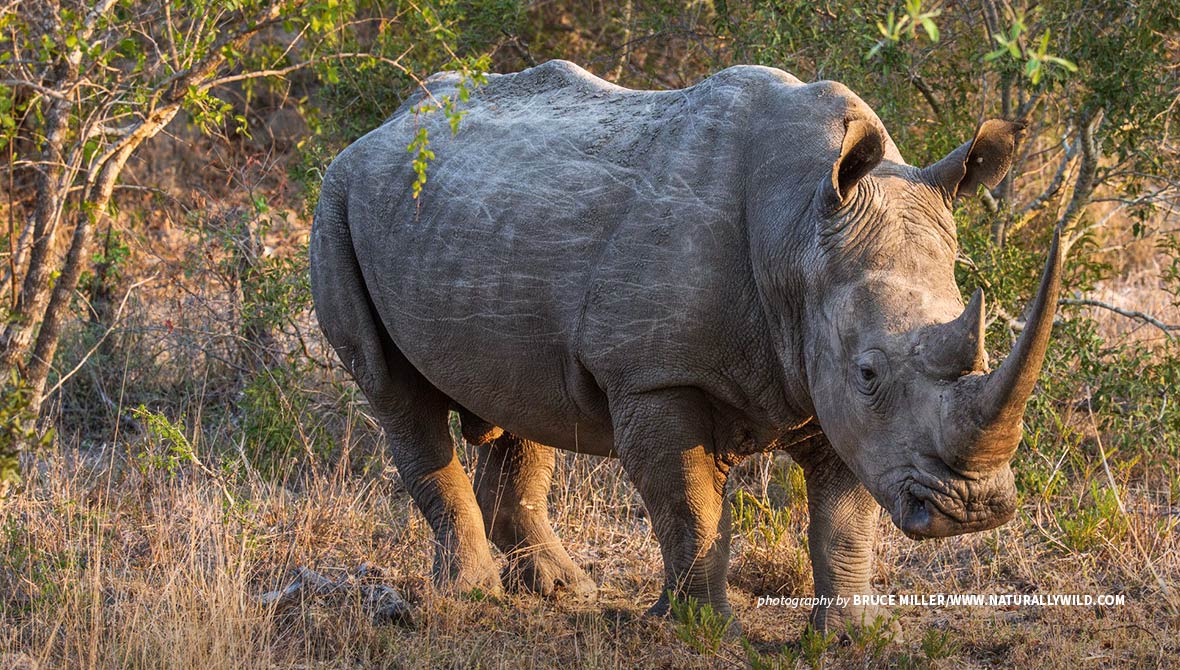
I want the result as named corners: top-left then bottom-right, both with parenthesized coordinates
top-left (257, 565), bottom-right (414, 627)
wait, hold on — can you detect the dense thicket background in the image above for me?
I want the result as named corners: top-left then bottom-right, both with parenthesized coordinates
top-left (1, 2), bottom-right (1178, 668)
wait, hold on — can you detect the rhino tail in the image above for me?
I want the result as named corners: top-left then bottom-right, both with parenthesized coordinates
top-left (309, 174), bottom-right (397, 395)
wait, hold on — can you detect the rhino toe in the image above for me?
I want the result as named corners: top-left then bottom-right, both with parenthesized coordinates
top-left (503, 553), bottom-right (597, 603)
top-left (808, 601), bottom-right (903, 643)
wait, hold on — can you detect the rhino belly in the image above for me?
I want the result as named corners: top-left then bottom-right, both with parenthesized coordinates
top-left (355, 220), bottom-right (616, 456)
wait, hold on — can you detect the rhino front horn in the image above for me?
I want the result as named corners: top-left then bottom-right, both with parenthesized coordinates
top-left (969, 227), bottom-right (1064, 468)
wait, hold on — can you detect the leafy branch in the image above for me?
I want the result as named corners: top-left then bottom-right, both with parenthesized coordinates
top-left (867, 0), bottom-right (941, 60)
top-left (984, 10), bottom-right (1077, 85)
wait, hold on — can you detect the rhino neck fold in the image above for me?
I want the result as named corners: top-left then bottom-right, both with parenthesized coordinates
top-left (744, 207), bottom-right (825, 430)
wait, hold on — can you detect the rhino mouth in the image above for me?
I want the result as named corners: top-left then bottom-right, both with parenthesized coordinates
top-left (892, 469), bottom-right (1017, 540)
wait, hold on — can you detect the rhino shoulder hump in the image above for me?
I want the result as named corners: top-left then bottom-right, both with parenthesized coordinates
top-left (800, 80), bottom-right (877, 119)
top-left (706, 64), bottom-right (804, 89)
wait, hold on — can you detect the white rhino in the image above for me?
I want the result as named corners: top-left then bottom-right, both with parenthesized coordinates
top-left (310, 60), bottom-right (1060, 632)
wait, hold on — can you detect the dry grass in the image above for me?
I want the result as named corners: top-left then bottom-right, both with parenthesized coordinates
top-left (2, 412), bottom-right (1177, 670)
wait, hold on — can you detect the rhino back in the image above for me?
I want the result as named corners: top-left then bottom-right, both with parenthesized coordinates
top-left (331, 60), bottom-right (877, 452)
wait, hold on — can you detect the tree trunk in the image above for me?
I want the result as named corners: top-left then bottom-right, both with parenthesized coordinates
top-left (87, 222), bottom-right (118, 327)
top-left (0, 80), bottom-right (73, 371)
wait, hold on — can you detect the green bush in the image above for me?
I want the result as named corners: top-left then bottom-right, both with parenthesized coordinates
top-left (0, 371), bottom-right (52, 495)
top-left (240, 362), bottom-right (333, 478)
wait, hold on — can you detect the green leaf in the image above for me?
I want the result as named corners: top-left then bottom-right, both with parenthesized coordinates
top-left (920, 16), bottom-right (939, 42)
top-left (1045, 55), bottom-right (1078, 72)
top-left (1027, 59), bottom-right (1041, 84)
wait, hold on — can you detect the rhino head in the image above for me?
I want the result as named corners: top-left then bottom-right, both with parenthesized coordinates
top-left (803, 118), bottom-right (1061, 540)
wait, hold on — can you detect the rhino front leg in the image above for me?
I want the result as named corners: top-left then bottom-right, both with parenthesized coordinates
top-left (792, 441), bottom-right (885, 635)
top-left (614, 392), bottom-right (734, 620)
top-left (473, 433), bottom-right (597, 602)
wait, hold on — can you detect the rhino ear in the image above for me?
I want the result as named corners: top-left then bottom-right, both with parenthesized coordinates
top-left (825, 118), bottom-right (885, 207)
top-left (927, 119), bottom-right (1024, 200)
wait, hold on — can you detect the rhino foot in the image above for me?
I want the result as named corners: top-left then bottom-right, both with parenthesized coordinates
top-left (503, 552), bottom-right (597, 603)
top-left (807, 602), bottom-right (902, 643)
top-left (644, 590), bottom-right (742, 638)
top-left (436, 555), bottom-right (505, 600)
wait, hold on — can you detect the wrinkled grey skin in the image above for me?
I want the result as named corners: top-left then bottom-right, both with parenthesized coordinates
top-left (310, 60), bottom-right (1062, 633)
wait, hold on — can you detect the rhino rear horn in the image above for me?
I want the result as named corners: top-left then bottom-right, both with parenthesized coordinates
top-left (926, 119), bottom-right (1024, 200)
top-left (827, 118), bottom-right (885, 205)
top-left (921, 288), bottom-right (988, 377)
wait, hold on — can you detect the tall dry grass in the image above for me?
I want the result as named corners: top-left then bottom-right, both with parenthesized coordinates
top-left (1, 397), bottom-right (1177, 669)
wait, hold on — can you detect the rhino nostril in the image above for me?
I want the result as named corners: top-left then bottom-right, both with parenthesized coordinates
top-left (899, 492), bottom-right (934, 539)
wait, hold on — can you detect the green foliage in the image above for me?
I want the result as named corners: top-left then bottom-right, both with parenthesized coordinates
top-left (303, 2), bottom-right (509, 142)
top-left (240, 363), bottom-right (331, 477)
top-left (919, 627), bottom-right (960, 660)
top-left (79, 227), bottom-right (132, 296)
top-left (242, 244), bottom-right (313, 342)
top-left (743, 638), bottom-right (800, 670)
top-left (892, 634), bottom-right (961, 670)
top-left (130, 405), bottom-right (196, 477)
top-left (984, 10), bottom-right (1077, 85)
top-left (1060, 481), bottom-right (1129, 552)
top-left (868, 0), bottom-right (941, 59)
top-left (669, 594), bottom-right (731, 655)
top-left (843, 614), bottom-right (899, 661)
top-left (406, 126), bottom-right (436, 199)
top-left (405, 54), bottom-right (490, 198)
top-left (732, 489), bottom-right (793, 547)
top-left (245, 250), bottom-right (312, 332)
top-left (1013, 417), bottom-right (1071, 502)
top-left (798, 625), bottom-right (836, 669)
top-left (183, 87), bottom-right (247, 137)
top-left (0, 371), bottom-right (52, 494)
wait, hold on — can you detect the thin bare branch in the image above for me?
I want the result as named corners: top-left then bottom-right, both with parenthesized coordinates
top-left (0, 79), bottom-right (72, 101)
top-left (1019, 134), bottom-right (1078, 217)
top-left (1060, 298), bottom-right (1179, 340)
top-left (909, 72), bottom-right (942, 118)
top-left (1062, 108), bottom-right (1106, 254)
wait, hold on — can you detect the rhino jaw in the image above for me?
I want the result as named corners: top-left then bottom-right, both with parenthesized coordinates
top-left (890, 465), bottom-right (1018, 540)
top-left (896, 492), bottom-right (1016, 540)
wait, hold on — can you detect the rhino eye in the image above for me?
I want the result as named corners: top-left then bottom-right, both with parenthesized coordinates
top-left (856, 364), bottom-right (878, 394)
top-left (853, 350), bottom-right (888, 396)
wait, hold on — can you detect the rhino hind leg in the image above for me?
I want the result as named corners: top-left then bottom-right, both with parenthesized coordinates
top-left (470, 425), bottom-right (597, 603)
top-left (362, 374), bottom-right (501, 594)
top-left (376, 388), bottom-right (502, 596)
top-left (338, 363), bottom-right (502, 594)
top-left (311, 229), bottom-right (500, 595)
